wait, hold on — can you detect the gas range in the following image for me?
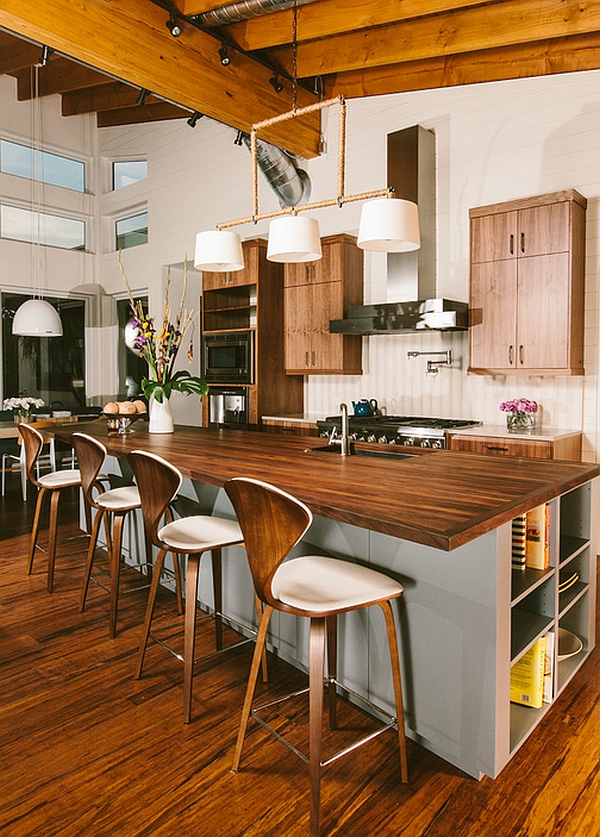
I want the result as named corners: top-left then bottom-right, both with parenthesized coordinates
top-left (316, 415), bottom-right (481, 449)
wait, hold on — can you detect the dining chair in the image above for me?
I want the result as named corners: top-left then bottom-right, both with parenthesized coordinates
top-left (128, 449), bottom-right (264, 724)
top-left (73, 432), bottom-right (158, 638)
top-left (21, 423), bottom-right (82, 593)
top-left (224, 476), bottom-right (408, 837)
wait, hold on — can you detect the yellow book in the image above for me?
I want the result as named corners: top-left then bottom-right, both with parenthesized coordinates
top-left (510, 637), bottom-right (546, 709)
top-left (525, 504), bottom-right (547, 570)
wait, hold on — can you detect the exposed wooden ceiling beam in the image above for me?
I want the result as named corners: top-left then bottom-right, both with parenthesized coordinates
top-left (61, 81), bottom-right (167, 116)
top-left (97, 101), bottom-right (190, 127)
top-left (0, 0), bottom-right (321, 157)
top-left (268, 0), bottom-right (600, 78)
top-left (0, 34), bottom-right (41, 74)
top-left (328, 32), bottom-right (600, 99)
top-left (12, 59), bottom-right (111, 100)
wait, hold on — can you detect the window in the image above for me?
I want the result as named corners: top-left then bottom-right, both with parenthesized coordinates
top-left (113, 160), bottom-right (148, 190)
top-left (1, 204), bottom-right (85, 251)
top-left (115, 211), bottom-right (148, 250)
top-left (0, 139), bottom-right (85, 192)
top-left (1, 292), bottom-right (86, 411)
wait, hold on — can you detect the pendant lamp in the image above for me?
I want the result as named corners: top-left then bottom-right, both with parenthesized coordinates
top-left (357, 198), bottom-right (421, 252)
top-left (194, 229), bottom-right (244, 272)
top-left (266, 215), bottom-right (322, 263)
top-left (12, 62), bottom-right (63, 337)
top-left (12, 298), bottom-right (63, 336)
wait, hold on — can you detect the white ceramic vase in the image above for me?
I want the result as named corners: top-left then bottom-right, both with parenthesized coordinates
top-left (148, 393), bottom-right (174, 434)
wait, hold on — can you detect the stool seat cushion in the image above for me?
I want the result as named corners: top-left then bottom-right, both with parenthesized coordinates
top-left (159, 515), bottom-right (243, 553)
top-left (272, 555), bottom-right (404, 613)
top-left (94, 485), bottom-right (141, 511)
top-left (37, 468), bottom-right (81, 489)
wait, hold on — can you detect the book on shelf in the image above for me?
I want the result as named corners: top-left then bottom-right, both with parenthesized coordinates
top-left (510, 636), bottom-right (546, 709)
top-left (512, 513), bottom-right (527, 571)
top-left (543, 630), bottom-right (555, 704)
top-left (525, 503), bottom-right (550, 570)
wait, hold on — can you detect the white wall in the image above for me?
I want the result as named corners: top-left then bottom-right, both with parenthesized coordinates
top-left (2, 70), bottom-right (600, 458)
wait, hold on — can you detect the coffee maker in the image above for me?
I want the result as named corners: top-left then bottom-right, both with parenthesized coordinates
top-left (208, 388), bottom-right (248, 428)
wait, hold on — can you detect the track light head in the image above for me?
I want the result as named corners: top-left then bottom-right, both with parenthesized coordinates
top-left (187, 111), bottom-right (203, 128)
top-left (136, 88), bottom-right (149, 106)
top-left (269, 74), bottom-right (284, 93)
top-left (166, 16), bottom-right (181, 37)
top-left (219, 45), bottom-right (230, 66)
top-left (39, 45), bottom-right (53, 67)
top-left (234, 130), bottom-right (245, 146)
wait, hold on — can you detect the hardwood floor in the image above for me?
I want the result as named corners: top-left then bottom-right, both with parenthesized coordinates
top-left (0, 472), bottom-right (599, 837)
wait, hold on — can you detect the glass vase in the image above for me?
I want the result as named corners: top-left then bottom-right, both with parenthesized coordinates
top-left (506, 411), bottom-right (535, 434)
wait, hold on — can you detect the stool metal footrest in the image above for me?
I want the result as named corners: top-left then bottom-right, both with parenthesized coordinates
top-left (148, 609), bottom-right (255, 666)
top-left (250, 678), bottom-right (398, 768)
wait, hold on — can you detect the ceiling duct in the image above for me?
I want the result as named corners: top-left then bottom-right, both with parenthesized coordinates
top-left (241, 132), bottom-right (311, 208)
top-left (330, 125), bottom-right (468, 334)
top-left (194, 0), bottom-right (316, 27)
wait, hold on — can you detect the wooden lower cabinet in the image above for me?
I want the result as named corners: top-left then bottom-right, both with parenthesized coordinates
top-left (261, 418), bottom-right (319, 436)
top-left (448, 432), bottom-right (582, 461)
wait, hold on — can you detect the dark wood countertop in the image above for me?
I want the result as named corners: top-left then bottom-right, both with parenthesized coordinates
top-left (54, 423), bottom-right (600, 552)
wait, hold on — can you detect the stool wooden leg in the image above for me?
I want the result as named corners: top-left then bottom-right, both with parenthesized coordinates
top-left (135, 547), bottom-right (169, 679)
top-left (255, 593), bottom-right (269, 684)
top-left (232, 604), bottom-right (274, 772)
top-left (109, 512), bottom-right (126, 639)
top-left (173, 552), bottom-right (183, 616)
top-left (79, 508), bottom-right (105, 612)
top-left (46, 489), bottom-right (62, 593)
top-left (183, 552), bottom-right (202, 724)
top-left (380, 600), bottom-right (408, 783)
top-left (309, 617), bottom-right (326, 837)
top-left (211, 548), bottom-right (223, 651)
top-left (27, 487), bottom-right (47, 576)
top-left (326, 614), bottom-right (338, 730)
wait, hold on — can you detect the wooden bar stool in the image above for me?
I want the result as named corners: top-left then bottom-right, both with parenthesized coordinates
top-left (21, 422), bottom-right (82, 593)
top-left (128, 449), bottom-right (264, 724)
top-left (73, 432), bottom-right (164, 639)
top-left (225, 477), bottom-right (408, 837)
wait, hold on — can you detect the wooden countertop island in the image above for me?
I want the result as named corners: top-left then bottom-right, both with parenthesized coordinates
top-left (54, 422), bottom-right (599, 552)
top-left (53, 422), bottom-right (599, 781)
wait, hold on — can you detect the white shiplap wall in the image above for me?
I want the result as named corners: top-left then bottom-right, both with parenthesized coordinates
top-left (1, 71), bottom-right (600, 459)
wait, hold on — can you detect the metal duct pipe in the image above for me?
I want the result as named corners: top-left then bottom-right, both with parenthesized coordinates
top-left (242, 133), bottom-right (311, 208)
top-left (195, 0), bottom-right (316, 27)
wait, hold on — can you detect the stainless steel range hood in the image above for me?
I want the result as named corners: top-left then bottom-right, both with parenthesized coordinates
top-left (330, 126), bottom-right (468, 335)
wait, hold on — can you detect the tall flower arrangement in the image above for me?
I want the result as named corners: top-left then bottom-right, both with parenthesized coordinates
top-left (119, 254), bottom-right (208, 404)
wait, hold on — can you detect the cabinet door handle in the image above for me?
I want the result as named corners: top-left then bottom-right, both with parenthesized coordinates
top-left (508, 345), bottom-right (514, 365)
top-left (486, 445), bottom-right (509, 452)
top-left (311, 350), bottom-right (316, 367)
top-left (519, 344), bottom-right (524, 365)
top-left (305, 351), bottom-right (310, 367)
top-left (520, 232), bottom-right (525, 253)
top-left (509, 234), bottom-right (514, 255)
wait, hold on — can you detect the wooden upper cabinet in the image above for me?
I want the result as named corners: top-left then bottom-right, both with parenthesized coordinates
top-left (202, 244), bottom-right (259, 290)
top-left (468, 189), bottom-right (587, 376)
top-left (284, 233), bottom-right (363, 375)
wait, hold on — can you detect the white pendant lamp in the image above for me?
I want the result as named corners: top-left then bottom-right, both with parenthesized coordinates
top-left (357, 197), bottom-right (421, 252)
top-left (266, 215), bottom-right (322, 263)
top-left (194, 229), bottom-right (244, 272)
top-left (12, 298), bottom-right (63, 336)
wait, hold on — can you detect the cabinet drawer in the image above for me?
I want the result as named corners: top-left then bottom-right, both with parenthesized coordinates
top-left (449, 435), bottom-right (552, 458)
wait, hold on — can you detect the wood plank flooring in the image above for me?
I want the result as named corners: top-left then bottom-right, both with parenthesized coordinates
top-left (1, 472), bottom-right (599, 836)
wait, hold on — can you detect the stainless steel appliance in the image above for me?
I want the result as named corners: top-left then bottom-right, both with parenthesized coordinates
top-left (316, 414), bottom-right (481, 449)
top-left (208, 387), bottom-right (248, 427)
top-left (202, 331), bottom-right (254, 384)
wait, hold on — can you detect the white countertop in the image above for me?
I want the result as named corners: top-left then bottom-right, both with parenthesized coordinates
top-left (446, 423), bottom-right (582, 441)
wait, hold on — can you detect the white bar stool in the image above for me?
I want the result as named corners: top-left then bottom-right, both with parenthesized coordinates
top-left (225, 477), bottom-right (408, 837)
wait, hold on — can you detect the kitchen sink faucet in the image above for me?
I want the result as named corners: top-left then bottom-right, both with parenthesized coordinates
top-left (339, 402), bottom-right (351, 456)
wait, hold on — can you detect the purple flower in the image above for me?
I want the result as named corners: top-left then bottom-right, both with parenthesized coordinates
top-left (500, 398), bottom-right (538, 414)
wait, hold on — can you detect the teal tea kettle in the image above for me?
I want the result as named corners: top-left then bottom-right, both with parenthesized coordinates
top-left (352, 398), bottom-right (378, 417)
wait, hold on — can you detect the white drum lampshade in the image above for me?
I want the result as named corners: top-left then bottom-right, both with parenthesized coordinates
top-left (12, 298), bottom-right (63, 336)
top-left (357, 198), bottom-right (421, 252)
top-left (194, 230), bottom-right (244, 272)
top-left (267, 215), bottom-right (322, 263)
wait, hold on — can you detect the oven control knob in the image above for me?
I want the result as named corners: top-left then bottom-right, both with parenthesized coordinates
top-left (350, 432), bottom-right (359, 440)
top-left (367, 434), bottom-right (377, 443)
top-left (421, 439), bottom-right (431, 448)
top-left (432, 440), bottom-right (444, 449)
top-left (378, 435), bottom-right (388, 444)
top-left (403, 437), bottom-right (415, 446)
top-left (389, 438), bottom-right (397, 445)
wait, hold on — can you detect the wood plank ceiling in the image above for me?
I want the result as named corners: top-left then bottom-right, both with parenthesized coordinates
top-left (1, 0), bottom-right (600, 158)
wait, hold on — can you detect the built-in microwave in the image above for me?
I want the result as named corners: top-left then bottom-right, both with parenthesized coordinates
top-left (202, 331), bottom-right (254, 384)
